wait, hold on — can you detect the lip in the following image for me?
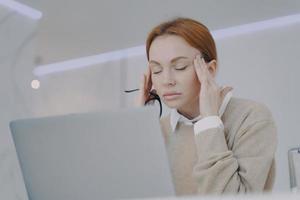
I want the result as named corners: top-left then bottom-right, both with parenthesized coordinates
top-left (163, 92), bottom-right (182, 100)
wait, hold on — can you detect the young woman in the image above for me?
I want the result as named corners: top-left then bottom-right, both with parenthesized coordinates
top-left (135, 18), bottom-right (277, 195)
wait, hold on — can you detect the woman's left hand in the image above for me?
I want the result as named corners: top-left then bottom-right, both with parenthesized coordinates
top-left (193, 54), bottom-right (233, 118)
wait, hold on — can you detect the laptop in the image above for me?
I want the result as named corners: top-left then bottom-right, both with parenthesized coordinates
top-left (9, 107), bottom-right (175, 200)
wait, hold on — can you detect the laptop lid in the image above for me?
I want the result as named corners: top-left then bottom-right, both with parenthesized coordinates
top-left (10, 107), bottom-right (175, 200)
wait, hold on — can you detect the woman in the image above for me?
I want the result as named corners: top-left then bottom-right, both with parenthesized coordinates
top-left (135, 18), bottom-right (277, 195)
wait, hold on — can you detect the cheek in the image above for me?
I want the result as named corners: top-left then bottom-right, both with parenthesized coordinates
top-left (188, 78), bottom-right (200, 92)
top-left (180, 71), bottom-right (200, 95)
top-left (180, 69), bottom-right (200, 87)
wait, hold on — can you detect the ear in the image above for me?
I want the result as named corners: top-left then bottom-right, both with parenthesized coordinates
top-left (207, 59), bottom-right (217, 78)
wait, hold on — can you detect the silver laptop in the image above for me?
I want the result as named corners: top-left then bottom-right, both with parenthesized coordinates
top-left (10, 107), bottom-right (175, 200)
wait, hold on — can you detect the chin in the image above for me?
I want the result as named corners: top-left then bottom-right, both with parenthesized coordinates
top-left (163, 100), bottom-right (185, 110)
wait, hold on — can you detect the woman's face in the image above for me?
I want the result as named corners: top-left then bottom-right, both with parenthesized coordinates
top-left (149, 35), bottom-right (201, 111)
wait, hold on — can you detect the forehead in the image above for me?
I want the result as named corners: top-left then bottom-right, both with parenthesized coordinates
top-left (149, 35), bottom-right (200, 63)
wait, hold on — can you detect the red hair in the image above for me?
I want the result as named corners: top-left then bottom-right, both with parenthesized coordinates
top-left (146, 17), bottom-right (217, 63)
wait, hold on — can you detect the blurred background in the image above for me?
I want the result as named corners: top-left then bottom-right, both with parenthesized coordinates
top-left (1, 0), bottom-right (300, 199)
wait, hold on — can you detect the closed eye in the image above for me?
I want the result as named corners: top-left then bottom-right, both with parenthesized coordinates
top-left (175, 65), bottom-right (188, 71)
top-left (151, 66), bottom-right (163, 74)
top-left (152, 70), bottom-right (162, 74)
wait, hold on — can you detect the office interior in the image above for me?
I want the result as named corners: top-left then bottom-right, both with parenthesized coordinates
top-left (1, 0), bottom-right (300, 199)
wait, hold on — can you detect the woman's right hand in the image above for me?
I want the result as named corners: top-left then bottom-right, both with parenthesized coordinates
top-left (134, 67), bottom-right (153, 107)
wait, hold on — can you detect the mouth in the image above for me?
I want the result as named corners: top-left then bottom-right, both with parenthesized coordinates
top-left (163, 92), bottom-right (182, 101)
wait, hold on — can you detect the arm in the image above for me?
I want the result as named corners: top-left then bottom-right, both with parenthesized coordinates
top-left (192, 104), bottom-right (277, 194)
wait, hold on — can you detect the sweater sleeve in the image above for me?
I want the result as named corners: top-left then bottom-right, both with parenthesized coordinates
top-left (192, 104), bottom-right (277, 194)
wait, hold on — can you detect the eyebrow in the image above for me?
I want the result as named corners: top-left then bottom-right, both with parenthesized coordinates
top-left (149, 56), bottom-right (189, 66)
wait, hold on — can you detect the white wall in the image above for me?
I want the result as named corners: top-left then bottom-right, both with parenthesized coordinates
top-left (215, 24), bottom-right (300, 191)
top-left (30, 60), bottom-right (123, 117)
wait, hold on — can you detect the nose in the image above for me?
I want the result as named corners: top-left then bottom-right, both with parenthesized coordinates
top-left (162, 70), bottom-right (176, 86)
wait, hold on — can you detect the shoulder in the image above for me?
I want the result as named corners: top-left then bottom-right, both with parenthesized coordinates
top-left (223, 97), bottom-right (277, 151)
top-left (222, 97), bottom-right (276, 139)
top-left (223, 97), bottom-right (277, 142)
top-left (223, 97), bottom-right (274, 124)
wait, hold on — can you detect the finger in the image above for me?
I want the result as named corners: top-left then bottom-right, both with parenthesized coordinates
top-left (144, 74), bottom-right (150, 98)
top-left (145, 67), bottom-right (152, 92)
top-left (194, 54), bottom-right (205, 83)
top-left (200, 57), bottom-right (213, 83)
top-left (201, 57), bottom-right (219, 88)
top-left (135, 75), bottom-right (146, 106)
top-left (139, 74), bottom-right (145, 92)
top-left (199, 56), bottom-right (213, 87)
top-left (139, 75), bottom-right (146, 102)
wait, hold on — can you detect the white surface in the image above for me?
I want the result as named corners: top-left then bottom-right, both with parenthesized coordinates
top-left (134, 193), bottom-right (300, 200)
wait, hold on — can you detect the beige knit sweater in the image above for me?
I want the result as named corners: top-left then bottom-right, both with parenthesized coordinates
top-left (159, 97), bottom-right (277, 195)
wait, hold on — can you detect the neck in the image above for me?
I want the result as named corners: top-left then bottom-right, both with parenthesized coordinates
top-left (177, 97), bottom-right (200, 120)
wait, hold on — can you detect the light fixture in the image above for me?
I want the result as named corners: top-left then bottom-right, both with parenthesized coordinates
top-left (31, 79), bottom-right (40, 89)
top-left (212, 13), bottom-right (300, 40)
top-left (33, 46), bottom-right (144, 76)
top-left (0, 0), bottom-right (42, 20)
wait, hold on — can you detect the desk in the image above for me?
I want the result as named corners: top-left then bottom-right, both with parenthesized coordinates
top-left (133, 193), bottom-right (300, 200)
